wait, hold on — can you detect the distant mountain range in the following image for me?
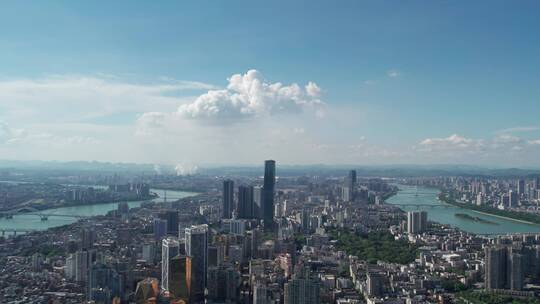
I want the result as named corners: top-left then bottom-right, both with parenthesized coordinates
top-left (0, 160), bottom-right (539, 177)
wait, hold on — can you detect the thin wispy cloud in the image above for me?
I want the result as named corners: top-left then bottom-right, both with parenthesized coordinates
top-left (387, 69), bottom-right (400, 78)
top-left (496, 126), bottom-right (540, 134)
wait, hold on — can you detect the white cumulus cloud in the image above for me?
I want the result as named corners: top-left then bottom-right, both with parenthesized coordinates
top-left (177, 70), bottom-right (323, 122)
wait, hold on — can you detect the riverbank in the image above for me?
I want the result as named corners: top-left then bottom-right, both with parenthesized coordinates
top-left (0, 189), bottom-right (200, 234)
top-left (1, 188), bottom-right (201, 216)
top-left (387, 185), bottom-right (540, 235)
top-left (440, 194), bottom-right (540, 226)
top-left (0, 193), bottom-right (159, 215)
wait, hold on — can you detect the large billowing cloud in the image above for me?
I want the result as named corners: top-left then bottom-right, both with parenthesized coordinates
top-left (177, 70), bottom-right (323, 122)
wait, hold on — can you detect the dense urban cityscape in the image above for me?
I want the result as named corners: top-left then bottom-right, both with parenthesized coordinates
top-left (2, 1), bottom-right (540, 304)
top-left (0, 161), bottom-right (539, 303)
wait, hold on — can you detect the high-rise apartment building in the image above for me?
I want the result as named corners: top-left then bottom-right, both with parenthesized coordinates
top-left (485, 245), bottom-right (524, 291)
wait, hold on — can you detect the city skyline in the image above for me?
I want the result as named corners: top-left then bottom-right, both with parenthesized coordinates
top-left (1, 1), bottom-right (540, 167)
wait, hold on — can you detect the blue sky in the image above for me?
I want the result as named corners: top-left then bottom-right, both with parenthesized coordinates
top-left (0, 1), bottom-right (539, 166)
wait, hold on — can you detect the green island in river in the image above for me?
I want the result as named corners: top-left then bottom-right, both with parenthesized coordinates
top-left (454, 213), bottom-right (499, 225)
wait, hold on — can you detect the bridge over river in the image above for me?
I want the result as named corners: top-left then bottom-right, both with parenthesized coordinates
top-left (0, 212), bottom-right (89, 221)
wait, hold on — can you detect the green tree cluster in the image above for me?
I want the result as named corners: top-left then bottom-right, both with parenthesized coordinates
top-left (330, 229), bottom-right (418, 264)
top-left (457, 291), bottom-right (540, 304)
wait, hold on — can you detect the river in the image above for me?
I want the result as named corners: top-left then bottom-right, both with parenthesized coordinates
top-left (386, 184), bottom-right (540, 235)
top-left (0, 188), bottom-right (197, 235)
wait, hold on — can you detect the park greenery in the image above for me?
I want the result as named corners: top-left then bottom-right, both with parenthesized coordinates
top-left (23, 244), bottom-right (66, 257)
top-left (329, 229), bottom-right (418, 264)
top-left (441, 193), bottom-right (540, 225)
top-left (457, 291), bottom-right (540, 304)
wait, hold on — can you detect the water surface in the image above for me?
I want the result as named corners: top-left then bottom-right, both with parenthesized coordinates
top-left (386, 185), bottom-right (540, 235)
top-left (0, 188), bottom-right (197, 235)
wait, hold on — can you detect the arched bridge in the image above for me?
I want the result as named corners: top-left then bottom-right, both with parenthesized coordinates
top-left (0, 212), bottom-right (90, 221)
top-left (0, 228), bottom-right (38, 236)
top-left (32, 213), bottom-right (91, 221)
top-left (393, 204), bottom-right (455, 209)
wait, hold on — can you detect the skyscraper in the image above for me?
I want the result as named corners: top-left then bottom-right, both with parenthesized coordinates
top-left (348, 169), bottom-right (357, 184)
top-left (153, 218), bottom-right (167, 240)
top-left (509, 190), bottom-right (518, 207)
top-left (161, 237), bottom-right (180, 291)
top-left (169, 255), bottom-right (189, 301)
top-left (518, 179), bottom-right (525, 196)
top-left (159, 210), bottom-right (179, 235)
top-left (407, 211), bottom-right (428, 234)
top-left (238, 185), bottom-right (254, 219)
top-left (263, 160), bottom-right (276, 231)
top-left (75, 250), bottom-right (89, 282)
top-left (80, 228), bottom-right (96, 250)
top-left (223, 179), bottom-right (234, 219)
top-left (342, 169), bottom-right (357, 202)
top-left (185, 224), bottom-right (208, 303)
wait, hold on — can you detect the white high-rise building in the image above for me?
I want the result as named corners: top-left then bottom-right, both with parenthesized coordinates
top-left (65, 254), bottom-right (76, 280)
top-left (161, 237), bottom-right (180, 291)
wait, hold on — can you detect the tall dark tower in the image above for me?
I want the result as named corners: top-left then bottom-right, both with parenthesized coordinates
top-left (222, 180), bottom-right (234, 219)
top-left (238, 185), bottom-right (254, 219)
top-left (263, 160), bottom-right (276, 231)
top-left (348, 170), bottom-right (357, 185)
top-left (185, 225), bottom-right (208, 302)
